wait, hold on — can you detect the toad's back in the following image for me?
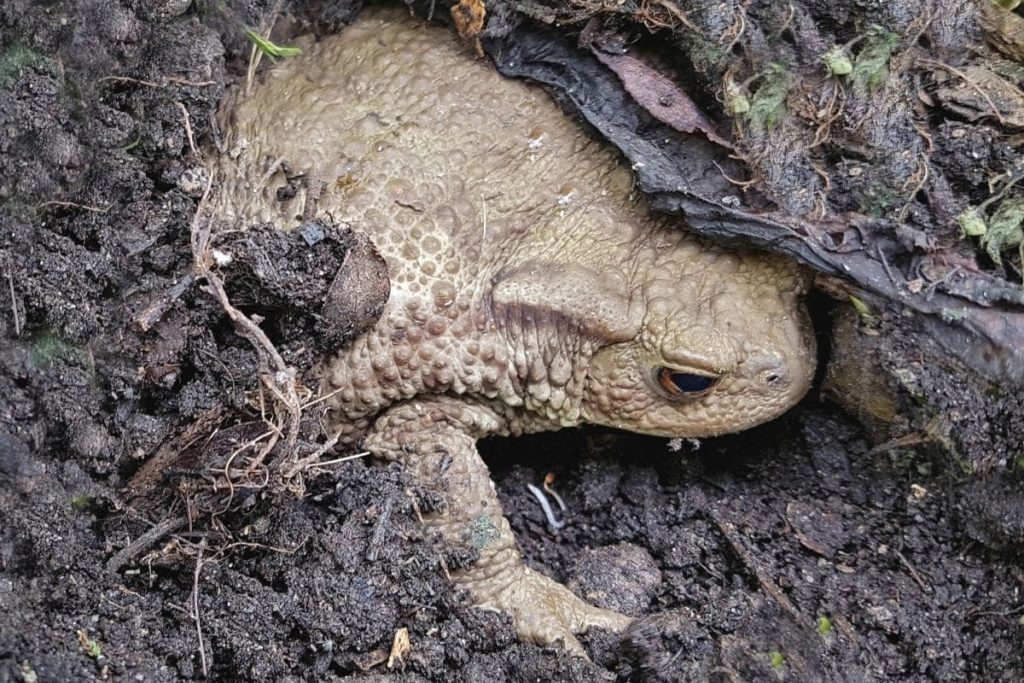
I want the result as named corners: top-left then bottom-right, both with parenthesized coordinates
top-left (213, 7), bottom-right (721, 432)
top-left (216, 8), bottom-right (658, 293)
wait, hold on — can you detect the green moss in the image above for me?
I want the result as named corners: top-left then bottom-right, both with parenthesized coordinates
top-left (851, 28), bottom-right (898, 91)
top-left (746, 63), bottom-right (791, 130)
top-left (770, 650), bottom-right (785, 670)
top-left (31, 329), bottom-right (82, 367)
top-left (684, 34), bottom-right (729, 75)
top-left (822, 46), bottom-right (853, 76)
top-left (0, 41), bottom-right (47, 86)
top-left (857, 184), bottom-right (900, 217)
top-left (817, 615), bottom-right (833, 637)
top-left (957, 207), bottom-right (988, 237)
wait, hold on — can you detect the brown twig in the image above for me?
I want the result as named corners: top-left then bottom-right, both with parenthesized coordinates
top-left (719, 5), bottom-right (747, 55)
top-left (898, 152), bottom-right (930, 222)
top-left (876, 244), bottom-right (897, 288)
top-left (216, 428), bottom-right (277, 514)
top-left (134, 272), bottom-right (196, 332)
top-left (967, 603), bottom-right (1024, 620)
top-left (807, 82), bottom-right (846, 150)
top-left (310, 451), bottom-right (371, 468)
top-left (281, 431), bottom-right (346, 481)
top-left (189, 172), bottom-right (303, 484)
top-left (35, 200), bottom-right (110, 213)
top-left (709, 508), bottom-right (807, 625)
top-left (220, 539), bottom-right (306, 555)
top-left (864, 432), bottom-right (932, 457)
top-left (96, 75), bottom-right (216, 88)
top-left (649, 0), bottom-right (698, 32)
top-left (177, 101), bottom-right (199, 159)
top-left (770, 0), bottom-right (795, 40)
top-left (713, 161), bottom-right (758, 189)
top-left (894, 547), bottom-right (932, 594)
top-left (106, 516), bottom-right (187, 573)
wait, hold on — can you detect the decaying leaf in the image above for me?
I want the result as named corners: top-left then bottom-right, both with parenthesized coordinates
top-left (585, 46), bottom-right (733, 149)
top-left (980, 0), bottom-right (1024, 62)
top-left (451, 0), bottom-right (486, 46)
top-left (930, 63), bottom-right (1024, 128)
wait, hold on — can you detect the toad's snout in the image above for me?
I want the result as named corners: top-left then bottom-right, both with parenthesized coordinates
top-left (746, 355), bottom-right (792, 389)
top-left (744, 336), bottom-right (816, 400)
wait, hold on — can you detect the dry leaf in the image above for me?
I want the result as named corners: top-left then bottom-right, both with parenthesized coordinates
top-left (387, 627), bottom-right (411, 669)
top-left (980, 1), bottom-right (1024, 63)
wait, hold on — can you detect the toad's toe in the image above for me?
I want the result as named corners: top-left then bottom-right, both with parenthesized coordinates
top-left (474, 566), bottom-right (632, 655)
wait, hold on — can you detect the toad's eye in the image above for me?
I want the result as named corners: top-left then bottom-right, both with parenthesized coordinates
top-left (656, 368), bottom-right (719, 398)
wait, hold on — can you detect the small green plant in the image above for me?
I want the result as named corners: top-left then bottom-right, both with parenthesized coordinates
top-left (69, 495), bottom-right (94, 511)
top-left (243, 27), bottom-right (302, 60)
top-left (817, 615), bottom-right (833, 637)
top-left (77, 630), bottom-right (103, 660)
top-left (770, 650), bottom-right (785, 670)
top-left (848, 295), bottom-right (874, 325)
top-left (958, 161), bottom-right (1024, 265)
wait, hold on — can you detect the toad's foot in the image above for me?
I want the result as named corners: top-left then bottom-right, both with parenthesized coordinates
top-left (465, 563), bottom-right (632, 654)
top-left (365, 397), bottom-right (631, 655)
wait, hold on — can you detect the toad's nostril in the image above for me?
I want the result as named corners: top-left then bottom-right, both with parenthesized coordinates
top-left (746, 355), bottom-right (789, 388)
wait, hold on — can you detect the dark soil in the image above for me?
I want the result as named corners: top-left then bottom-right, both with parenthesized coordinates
top-left (1, 1), bottom-right (1022, 682)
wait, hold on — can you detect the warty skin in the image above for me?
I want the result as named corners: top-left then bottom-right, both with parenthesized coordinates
top-left (213, 7), bottom-right (816, 653)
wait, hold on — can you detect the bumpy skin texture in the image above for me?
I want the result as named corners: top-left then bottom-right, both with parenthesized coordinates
top-left (214, 8), bottom-right (816, 653)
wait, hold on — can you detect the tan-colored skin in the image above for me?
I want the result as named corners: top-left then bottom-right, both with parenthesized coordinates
top-left (213, 8), bottom-right (816, 654)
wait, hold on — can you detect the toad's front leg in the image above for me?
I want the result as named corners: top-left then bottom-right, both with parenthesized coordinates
top-left (363, 398), bottom-right (631, 654)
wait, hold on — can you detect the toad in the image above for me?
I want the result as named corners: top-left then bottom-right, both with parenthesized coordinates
top-left (213, 7), bottom-right (816, 653)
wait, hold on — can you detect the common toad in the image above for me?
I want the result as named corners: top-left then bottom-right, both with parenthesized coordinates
top-left (214, 8), bottom-right (816, 653)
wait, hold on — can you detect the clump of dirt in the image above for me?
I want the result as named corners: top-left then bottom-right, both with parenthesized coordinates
top-left (2, 0), bottom-right (1023, 681)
